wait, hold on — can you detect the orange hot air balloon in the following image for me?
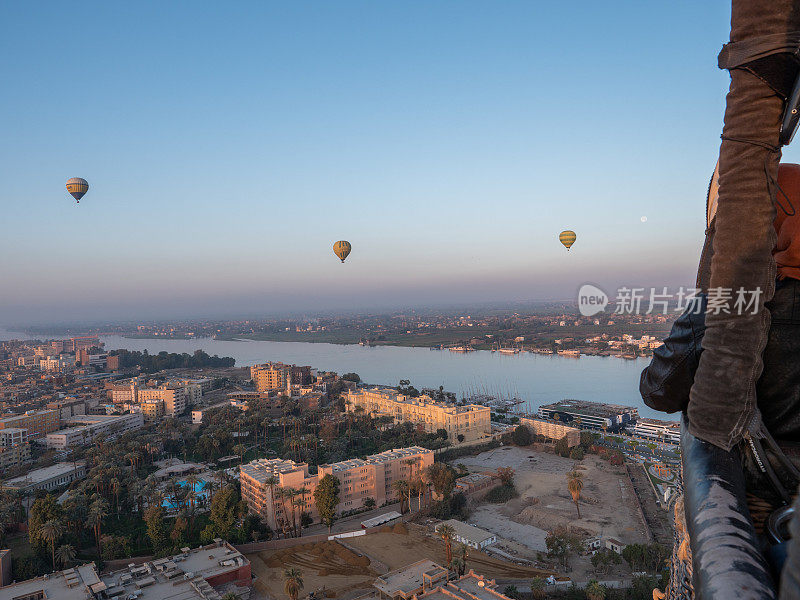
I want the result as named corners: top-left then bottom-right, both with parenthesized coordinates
top-left (66, 178), bottom-right (89, 203)
top-left (559, 230), bottom-right (576, 250)
top-left (333, 240), bottom-right (352, 263)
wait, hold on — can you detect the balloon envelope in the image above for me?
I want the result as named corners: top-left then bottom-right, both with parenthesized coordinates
top-left (559, 230), bottom-right (576, 250)
top-left (333, 240), bottom-right (352, 263)
top-left (66, 177), bottom-right (89, 203)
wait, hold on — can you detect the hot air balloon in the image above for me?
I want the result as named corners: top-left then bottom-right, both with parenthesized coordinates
top-left (333, 240), bottom-right (352, 263)
top-left (66, 178), bottom-right (89, 203)
top-left (559, 230), bottom-right (576, 250)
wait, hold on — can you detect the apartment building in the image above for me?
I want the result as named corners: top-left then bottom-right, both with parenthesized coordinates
top-left (138, 385), bottom-right (188, 417)
top-left (0, 409), bottom-right (60, 439)
top-left (250, 362), bottom-right (312, 393)
top-left (40, 355), bottom-right (74, 373)
top-left (44, 413), bottom-right (144, 450)
top-left (240, 446), bottom-right (433, 531)
top-left (0, 427), bottom-right (30, 472)
top-left (345, 388), bottom-right (491, 443)
top-left (141, 399), bottom-right (166, 421)
top-left (520, 416), bottom-right (581, 447)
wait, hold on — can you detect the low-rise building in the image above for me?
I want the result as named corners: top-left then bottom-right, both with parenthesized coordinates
top-left (415, 570), bottom-right (516, 600)
top-left (240, 446), bottom-right (433, 531)
top-left (538, 399), bottom-right (639, 431)
top-left (520, 416), bottom-right (581, 447)
top-left (373, 560), bottom-right (449, 600)
top-left (0, 409), bottom-right (60, 439)
top-left (0, 541), bottom-right (250, 600)
top-left (345, 388), bottom-right (491, 443)
top-left (2, 461), bottom-right (86, 493)
top-left (44, 413), bottom-right (144, 449)
top-left (438, 520), bottom-right (497, 550)
top-left (630, 418), bottom-right (680, 445)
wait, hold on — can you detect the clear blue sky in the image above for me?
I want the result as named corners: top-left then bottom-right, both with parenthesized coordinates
top-left (3, 1), bottom-right (794, 323)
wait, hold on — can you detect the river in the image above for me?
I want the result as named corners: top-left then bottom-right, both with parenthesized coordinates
top-left (0, 327), bottom-right (665, 418)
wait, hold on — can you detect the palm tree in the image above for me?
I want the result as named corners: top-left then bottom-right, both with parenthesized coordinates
top-left (436, 524), bottom-right (455, 564)
top-left (87, 498), bottom-right (109, 560)
top-left (40, 519), bottom-right (64, 570)
top-left (233, 443), bottom-right (247, 465)
top-left (110, 478), bottom-right (121, 518)
top-left (567, 469), bottom-right (584, 519)
top-left (449, 556), bottom-right (465, 576)
top-left (392, 480), bottom-right (409, 514)
top-left (283, 567), bottom-right (304, 600)
top-left (56, 544), bottom-right (77, 568)
top-left (585, 580), bottom-right (606, 600)
top-left (530, 577), bottom-right (546, 600)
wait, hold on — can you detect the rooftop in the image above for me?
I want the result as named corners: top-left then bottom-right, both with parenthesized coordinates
top-left (417, 571), bottom-right (510, 600)
top-left (351, 388), bottom-right (489, 414)
top-left (2, 461), bottom-right (85, 487)
top-left (539, 399), bottom-right (638, 418)
top-left (439, 519), bottom-right (495, 545)
top-left (373, 560), bottom-right (448, 598)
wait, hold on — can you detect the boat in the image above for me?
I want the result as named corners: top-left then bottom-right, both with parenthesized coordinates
top-left (498, 347), bottom-right (520, 354)
top-left (557, 349), bottom-right (580, 357)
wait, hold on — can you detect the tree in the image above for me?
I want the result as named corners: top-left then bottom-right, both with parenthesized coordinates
top-left (364, 497), bottom-right (376, 510)
top-left (209, 486), bottom-right (240, 539)
top-left (56, 544), bottom-right (76, 568)
top-left (145, 505), bottom-right (169, 554)
top-left (87, 498), bottom-right (109, 560)
top-left (233, 444), bottom-right (247, 465)
top-left (313, 475), bottom-right (340, 533)
top-left (496, 467), bottom-right (515, 487)
top-left (341, 373), bottom-right (361, 383)
top-left (511, 425), bottom-right (531, 446)
top-left (591, 548), bottom-right (621, 575)
top-left (530, 577), bottom-right (546, 600)
top-left (567, 469), bottom-right (583, 519)
top-left (284, 567), bottom-right (304, 600)
top-left (585, 580), bottom-right (606, 600)
top-left (436, 523), bottom-right (455, 564)
top-left (28, 495), bottom-right (63, 555)
top-left (545, 528), bottom-right (582, 571)
top-left (40, 519), bottom-right (64, 570)
top-left (393, 480), bottom-right (410, 514)
top-left (570, 446), bottom-right (584, 461)
top-left (426, 463), bottom-right (456, 499)
top-left (555, 436), bottom-right (571, 457)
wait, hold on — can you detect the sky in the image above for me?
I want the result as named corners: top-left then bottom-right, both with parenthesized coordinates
top-left (4, 1), bottom-right (797, 324)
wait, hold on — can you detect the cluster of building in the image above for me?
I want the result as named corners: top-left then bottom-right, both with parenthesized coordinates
top-left (108, 376), bottom-right (213, 419)
top-left (373, 562), bottom-right (515, 600)
top-left (0, 540), bottom-right (251, 598)
top-left (240, 446), bottom-right (433, 531)
top-left (344, 388), bottom-right (491, 444)
top-left (2, 337), bottom-right (113, 376)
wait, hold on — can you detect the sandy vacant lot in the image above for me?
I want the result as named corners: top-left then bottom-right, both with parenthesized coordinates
top-left (248, 524), bottom-right (554, 600)
top-left (454, 446), bottom-right (649, 550)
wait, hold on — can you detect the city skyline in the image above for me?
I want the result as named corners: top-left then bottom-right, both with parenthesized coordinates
top-left (5, 2), bottom-right (793, 324)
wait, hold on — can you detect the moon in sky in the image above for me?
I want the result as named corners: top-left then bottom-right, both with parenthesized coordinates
top-left (641, 216), bottom-right (648, 222)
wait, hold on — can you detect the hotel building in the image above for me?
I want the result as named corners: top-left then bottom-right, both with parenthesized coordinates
top-left (240, 446), bottom-right (433, 531)
top-left (44, 413), bottom-right (144, 450)
top-left (250, 363), bottom-right (313, 393)
top-left (344, 388), bottom-right (491, 443)
top-left (630, 418), bottom-right (681, 445)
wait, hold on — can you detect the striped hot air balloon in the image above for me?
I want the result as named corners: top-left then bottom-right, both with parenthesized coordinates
top-left (66, 178), bottom-right (89, 203)
top-left (559, 230), bottom-right (577, 250)
top-left (333, 240), bottom-right (352, 263)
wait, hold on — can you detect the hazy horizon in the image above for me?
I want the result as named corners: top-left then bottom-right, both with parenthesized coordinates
top-left (4, 2), bottom-right (786, 323)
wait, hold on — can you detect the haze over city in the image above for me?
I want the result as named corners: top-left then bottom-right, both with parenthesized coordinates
top-left (4, 1), bottom-right (788, 324)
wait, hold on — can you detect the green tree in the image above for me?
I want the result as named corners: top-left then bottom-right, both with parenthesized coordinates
top-left (56, 544), bottom-right (76, 568)
top-left (87, 498), bottom-right (109, 561)
top-left (555, 436), bottom-right (571, 457)
top-left (209, 486), bottom-right (240, 539)
top-left (40, 519), bottom-right (64, 570)
top-left (28, 495), bottom-right (63, 555)
top-left (567, 469), bottom-right (583, 519)
top-left (341, 373), bottom-right (361, 383)
top-left (144, 505), bottom-right (169, 554)
top-left (545, 528), bottom-right (583, 571)
top-left (313, 475), bottom-right (340, 533)
top-left (585, 580), bottom-right (606, 600)
top-left (284, 567), bottom-right (304, 600)
top-left (570, 446), bottom-right (585, 461)
top-left (436, 523), bottom-right (455, 564)
top-left (530, 577), bottom-right (546, 600)
top-left (591, 548), bottom-right (621, 575)
top-left (511, 425), bottom-right (531, 446)
top-left (364, 497), bottom-right (376, 510)
top-left (426, 463), bottom-right (456, 499)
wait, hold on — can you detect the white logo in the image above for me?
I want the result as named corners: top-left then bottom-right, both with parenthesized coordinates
top-left (578, 284), bottom-right (608, 316)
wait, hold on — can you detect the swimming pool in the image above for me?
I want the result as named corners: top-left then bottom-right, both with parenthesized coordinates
top-left (162, 479), bottom-right (209, 510)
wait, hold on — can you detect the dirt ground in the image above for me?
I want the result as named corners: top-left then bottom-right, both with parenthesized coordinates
top-left (248, 524), bottom-right (554, 600)
top-left (248, 539), bottom-right (379, 600)
top-left (453, 446), bottom-right (650, 554)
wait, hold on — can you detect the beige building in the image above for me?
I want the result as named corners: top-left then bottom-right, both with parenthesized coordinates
top-left (240, 446), bottom-right (433, 531)
top-left (0, 428), bottom-right (30, 472)
top-left (141, 399), bottom-right (165, 421)
top-left (520, 416), bottom-right (581, 447)
top-left (250, 362), bottom-right (290, 392)
top-left (345, 388), bottom-right (491, 443)
top-left (0, 409), bottom-right (60, 439)
top-left (138, 385), bottom-right (187, 417)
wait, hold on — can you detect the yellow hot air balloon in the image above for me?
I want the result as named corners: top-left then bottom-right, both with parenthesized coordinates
top-left (66, 177), bottom-right (89, 203)
top-left (333, 240), bottom-right (352, 263)
top-left (559, 230), bottom-right (576, 250)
